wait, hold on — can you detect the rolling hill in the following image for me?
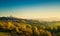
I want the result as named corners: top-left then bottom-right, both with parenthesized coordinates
top-left (0, 17), bottom-right (60, 36)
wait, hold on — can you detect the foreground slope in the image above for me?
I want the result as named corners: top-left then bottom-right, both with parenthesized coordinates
top-left (0, 17), bottom-right (60, 36)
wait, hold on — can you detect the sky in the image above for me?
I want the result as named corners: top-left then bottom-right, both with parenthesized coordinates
top-left (0, 0), bottom-right (60, 19)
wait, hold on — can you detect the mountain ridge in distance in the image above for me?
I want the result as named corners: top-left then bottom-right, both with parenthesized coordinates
top-left (0, 16), bottom-right (42, 25)
top-left (0, 16), bottom-right (60, 22)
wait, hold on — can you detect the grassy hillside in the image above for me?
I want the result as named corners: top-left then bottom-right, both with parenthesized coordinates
top-left (0, 17), bottom-right (60, 36)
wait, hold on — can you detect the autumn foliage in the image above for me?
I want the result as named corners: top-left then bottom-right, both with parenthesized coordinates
top-left (0, 17), bottom-right (60, 36)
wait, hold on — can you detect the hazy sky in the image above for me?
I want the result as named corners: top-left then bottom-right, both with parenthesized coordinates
top-left (0, 0), bottom-right (60, 19)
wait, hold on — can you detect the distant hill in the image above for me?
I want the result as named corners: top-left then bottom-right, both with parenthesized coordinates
top-left (0, 17), bottom-right (42, 26)
top-left (0, 17), bottom-right (20, 21)
top-left (0, 17), bottom-right (60, 26)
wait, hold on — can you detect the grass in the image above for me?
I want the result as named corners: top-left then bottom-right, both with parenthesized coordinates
top-left (0, 32), bottom-right (11, 36)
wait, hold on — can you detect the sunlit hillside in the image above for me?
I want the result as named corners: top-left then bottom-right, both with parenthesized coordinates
top-left (0, 17), bottom-right (60, 36)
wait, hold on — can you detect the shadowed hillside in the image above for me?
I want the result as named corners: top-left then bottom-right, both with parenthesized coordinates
top-left (0, 17), bottom-right (60, 36)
